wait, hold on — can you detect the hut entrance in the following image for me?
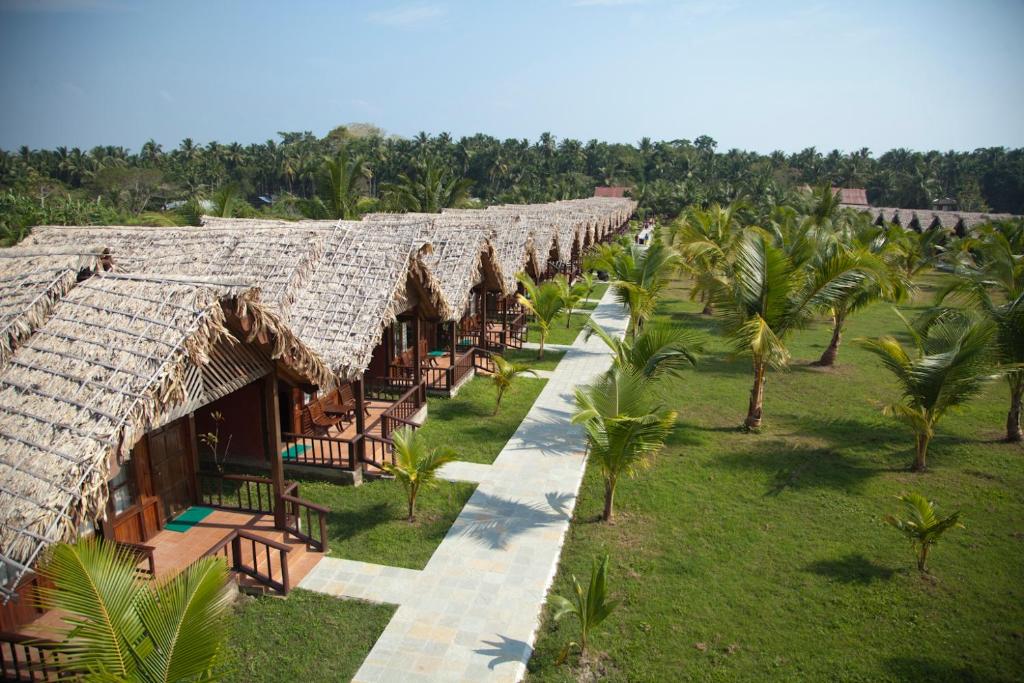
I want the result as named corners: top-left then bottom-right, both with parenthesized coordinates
top-left (148, 419), bottom-right (195, 523)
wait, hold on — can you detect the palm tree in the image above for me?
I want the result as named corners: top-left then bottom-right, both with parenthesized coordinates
top-left (381, 156), bottom-right (473, 213)
top-left (675, 201), bottom-right (748, 315)
top-left (383, 427), bottom-right (457, 521)
top-left (490, 354), bottom-right (537, 415)
top-left (320, 146), bottom-right (369, 219)
top-left (592, 241), bottom-right (678, 339)
top-left (860, 314), bottom-right (995, 471)
top-left (573, 367), bottom-right (677, 521)
top-left (884, 492), bottom-right (963, 572)
top-left (39, 537), bottom-right (232, 682)
top-left (551, 554), bottom-right (619, 663)
top-left (577, 271), bottom-right (598, 303)
top-left (517, 273), bottom-right (564, 359)
top-left (936, 227), bottom-right (1024, 441)
top-left (715, 232), bottom-right (874, 429)
top-left (811, 219), bottom-right (909, 366)
top-left (554, 274), bottom-right (586, 327)
top-left (585, 319), bottom-right (701, 380)
top-left (210, 183), bottom-right (240, 217)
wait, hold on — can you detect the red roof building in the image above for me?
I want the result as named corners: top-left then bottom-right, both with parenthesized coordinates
top-left (594, 186), bottom-right (629, 198)
top-left (834, 187), bottom-right (868, 206)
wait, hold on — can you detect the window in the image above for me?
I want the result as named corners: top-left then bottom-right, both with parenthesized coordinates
top-left (109, 463), bottom-right (136, 515)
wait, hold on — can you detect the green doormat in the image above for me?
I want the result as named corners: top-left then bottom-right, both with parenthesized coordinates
top-left (164, 506), bottom-right (214, 533)
top-left (282, 443), bottom-right (308, 461)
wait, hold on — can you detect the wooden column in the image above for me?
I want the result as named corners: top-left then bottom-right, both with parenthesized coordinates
top-left (354, 377), bottom-right (366, 465)
top-left (449, 320), bottom-right (457, 364)
top-left (479, 290), bottom-right (488, 350)
top-left (500, 293), bottom-right (508, 347)
top-left (412, 315), bottom-right (422, 381)
top-left (263, 371), bottom-right (286, 529)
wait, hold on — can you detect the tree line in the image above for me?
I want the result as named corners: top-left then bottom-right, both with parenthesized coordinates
top-left (2, 123), bottom-right (1023, 244)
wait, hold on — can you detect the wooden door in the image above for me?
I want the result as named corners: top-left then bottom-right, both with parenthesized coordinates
top-left (148, 419), bottom-right (194, 523)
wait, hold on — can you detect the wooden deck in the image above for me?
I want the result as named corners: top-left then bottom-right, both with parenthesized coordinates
top-left (18, 509), bottom-right (323, 641)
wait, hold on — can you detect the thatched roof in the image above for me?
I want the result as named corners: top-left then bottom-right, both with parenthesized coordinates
top-left (843, 205), bottom-right (1020, 233)
top-left (0, 246), bottom-right (106, 366)
top-left (24, 220), bottom-right (447, 380)
top-left (0, 274), bottom-right (283, 593)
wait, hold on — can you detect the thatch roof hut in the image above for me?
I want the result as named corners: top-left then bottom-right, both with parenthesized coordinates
top-left (0, 274), bottom-right (299, 595)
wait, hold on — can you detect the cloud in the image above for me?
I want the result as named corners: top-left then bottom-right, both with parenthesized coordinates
top-left (366, 3), bottom-right (446, 27)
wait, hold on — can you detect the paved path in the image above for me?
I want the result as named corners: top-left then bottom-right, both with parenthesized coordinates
top-left (299, 288), bottom-right (627, 682)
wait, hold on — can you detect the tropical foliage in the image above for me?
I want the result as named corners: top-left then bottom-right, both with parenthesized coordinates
top-left (883, 492), bottom-right (964, 572)
top-left (572, 367), bottom-right (677, 521)
top-left (517, 273), bottom-right (565, 358)
top-left (489, 354), bottom-right (537, 415)
top-left (585, 319), bottom-right (702, 380)
top-left (859, 313), bottom-right (995, 471)
top-left (38, 537), bottom-right (232, 682)
top-left (551, 554), bottom-right (619, 663)
top-left (383, 427), bottom-right (458, 521)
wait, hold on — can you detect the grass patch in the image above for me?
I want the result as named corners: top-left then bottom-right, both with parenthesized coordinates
top-left (222, 589), bottom-right (394, 682)
top-left (298, 476), bottom-right (475, 569)
top-left (500, 348), bottom-right (566, 371)
top-left (530, 309), bottom-right (594, 345)
top-left (528, 272), bottom-right (1024, 682)
top-left (417, 374), bottom-right (548, 464)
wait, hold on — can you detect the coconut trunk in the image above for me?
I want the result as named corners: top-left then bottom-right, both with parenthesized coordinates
top-left (815, 314), bottom-right (844, 367)
top-left (1007, 378), bottom-right (1023, 443)
top-left (745, 360), bottom-right (767, 430)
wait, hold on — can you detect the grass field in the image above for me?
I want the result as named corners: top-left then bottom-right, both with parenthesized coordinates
top-left (416, 373), bottom-right (548, 464)
top-left (222, 589), bottom-right (394, 682)
top-left (501, 348), bottom-right (566, 371)
top-left (528, 273), bottom-right (1024, 682)
top-left (530, 308), bottom-right (598, 346)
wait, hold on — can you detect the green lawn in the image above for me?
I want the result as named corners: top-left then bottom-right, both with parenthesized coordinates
top-left (528, 273), bottom-right (1024, 682)
top-left (416, 374), bottom-right (548, 464)
top-left (530, 308), bottom-right (594, 345)
top-left (297, 476), bottom-right (475, 569)
top-left (588, 282), bottom-right (609, 300)
top-left (500, 348), bottom-right (565, 371)
top-left (222, 589), bottom-right (394, 682)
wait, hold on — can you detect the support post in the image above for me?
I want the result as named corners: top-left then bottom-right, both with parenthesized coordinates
top-left (354, 378), bottom-right (366, 467)
top-left (263, 371), bottom-right (286, 529)
top-left (412, 314), bottom-right (422, 382)
top-left (479, 290), bottom-right (488, 350)
top-left (500, 292), bottom-right (508, 347)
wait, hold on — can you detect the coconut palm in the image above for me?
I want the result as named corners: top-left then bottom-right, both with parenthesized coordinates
top-left (210, 183), bottom-right (240, 218)
top-left (381, 156), bottom-right (473, 213)
top-left (554, 274), bottom-right (586, 327)
top-left (517, 273), bottom-right (565, 359)
top-left (551, 554), bottom-right (619, 663)
top-left (490, 354), bottom-right (537, 415)
top-left (577, 271), bottom-right (598, 304)
top-left (573, 367), bottom-right (677, 521)
top-left (716, 231), bottom-right (874, 429)
top-left (585, 319), bottom-right (701, 380)
top-left (383, 427), bottom-right (457, 521)
top-left (321, 146), bottom-right (369, 219)
top-left (812, 219), bottom-right (909, 366)
top-left (38, 537), bottom-right (232, 682)
top-left (936, 227), bottom-right (1024, 440)
top-left (884, 492), bottom-right (963, 572)
top-left (675, 201), bottom-right (749, 315)
top-left (860, 313), bottom-right (995, 471)
top-left (592, 241), bottom-right (678, 339)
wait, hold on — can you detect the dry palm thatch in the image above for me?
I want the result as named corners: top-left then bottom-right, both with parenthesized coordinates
top-left (0, 273), bottom-right (303, 594)
top-left (0, 246), bottom-right (106, 365)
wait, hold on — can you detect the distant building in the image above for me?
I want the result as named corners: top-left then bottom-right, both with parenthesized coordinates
top-left (933, 197), bottom-right (957, 211)
top-left (833, 187), bottom-right (868, 206)
top-left (594, 186), bottom-right (629, 198)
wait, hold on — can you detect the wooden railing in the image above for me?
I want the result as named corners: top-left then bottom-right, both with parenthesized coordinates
top-left (451, 348), bottom-right (475, 387)
top-left (473, 347), bottom-right (496, 374)
top-left (204, 529), bottom-right (292, 596)
top-left (281, 495), bottom-right (329, 553)
top-left (421, 364), bottom-right (449, 390)
top-left (0, 632), bottom-right (65, 682)
top-left (198, 473), bottom-right (277, 514)
top-left (113, 541), bottom-right (156, 578)
top-left (281, 432), bottom-right (357, 470)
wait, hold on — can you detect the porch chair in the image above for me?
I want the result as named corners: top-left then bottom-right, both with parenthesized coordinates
top-left (306, 399), bottom-right (344, 435)
top-left (335, 383), bottom-right (371, 420)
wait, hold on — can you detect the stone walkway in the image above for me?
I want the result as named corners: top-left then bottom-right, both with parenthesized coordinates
top-left (299, 287), bottom-right (627, 682)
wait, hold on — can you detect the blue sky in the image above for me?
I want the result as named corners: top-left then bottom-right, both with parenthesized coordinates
top-left (1, 0), bottom-right (1022, 154)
